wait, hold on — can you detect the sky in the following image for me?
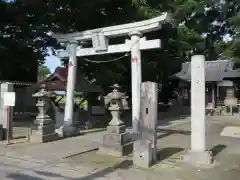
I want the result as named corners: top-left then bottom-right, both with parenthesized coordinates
top-left (44, 49), bottom-right (62, 73)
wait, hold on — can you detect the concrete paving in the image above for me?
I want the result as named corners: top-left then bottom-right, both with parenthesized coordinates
top-left (0, 129), bottom-right (105, 162)
top-left (0, 116), bottom-right (240, 179)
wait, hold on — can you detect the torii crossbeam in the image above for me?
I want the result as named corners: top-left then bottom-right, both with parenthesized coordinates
top-left (53, 13), bottom-right (171, 136)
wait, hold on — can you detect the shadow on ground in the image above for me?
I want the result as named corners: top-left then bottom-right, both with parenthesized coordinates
top-left (123, 108), bottom-right (190, 128)
top-left (81, 128), bottom-right (106, 135)
top-left (157, 128), bottom-right (191, 139)
top-left (157, 147), bottom-right (184, 162)
top-left (7, 160), bottom-right (133, 180)
top-left (211, 144), bottom-right (227, 157)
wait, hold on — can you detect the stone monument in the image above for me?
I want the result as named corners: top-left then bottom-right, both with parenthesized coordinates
top-left (99, 84), bottom-right (132, 157)
top-left (133, 81), bottom-right (158, 168)
top-left (31, 85), bottom-right (59, 143)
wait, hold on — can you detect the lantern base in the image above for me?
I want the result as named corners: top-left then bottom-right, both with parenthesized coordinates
top-left (107, 124), bottom-right (126, 134)
top-left (34, 116), bottom-right (52, 125)
top-left (99, 124), bottom-right (133, 157)
top-left (31, 124), bottom-right (59, 143)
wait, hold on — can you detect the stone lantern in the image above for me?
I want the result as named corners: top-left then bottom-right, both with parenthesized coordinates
top-left (224, 87), bottom-right (238, 115)
top-left (99, 84), bottom-right (132, 157)
top-left (31, 84), bottom-right (58, 143)
top-left (104, 84), bottom-right (129, 126)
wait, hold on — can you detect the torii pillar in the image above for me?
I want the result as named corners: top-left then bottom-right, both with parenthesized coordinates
top-left (62, 41), bottom-right (78, 136)
top-left (130, 31), bottom-right (142, 134)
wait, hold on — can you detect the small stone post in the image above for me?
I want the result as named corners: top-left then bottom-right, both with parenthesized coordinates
top-left (31, 85), bottom-right (58, 143)
top-left (99, 84), bottom-right (132, 157)
top-left (183, 55), bottom-right (213, 165)
top-left (133, 81), bottom-right (158, 168)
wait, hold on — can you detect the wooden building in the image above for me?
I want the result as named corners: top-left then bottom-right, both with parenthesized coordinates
top-left (172, 60), bottom-right (240, 114)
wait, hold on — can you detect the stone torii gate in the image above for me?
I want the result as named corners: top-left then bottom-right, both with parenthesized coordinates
top-left (53, 13), bottom-right (171, 136)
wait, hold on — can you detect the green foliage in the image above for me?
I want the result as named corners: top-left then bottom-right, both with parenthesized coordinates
top-left (2, 0), bottom-right (240, 100)
top-left (38, 64), bottom-right (51, 77)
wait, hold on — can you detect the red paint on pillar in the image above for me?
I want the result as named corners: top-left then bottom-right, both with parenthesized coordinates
top-left (68, 62), bottom-right (73, 68)
top-left (132, 56), bottom-right (137, 63)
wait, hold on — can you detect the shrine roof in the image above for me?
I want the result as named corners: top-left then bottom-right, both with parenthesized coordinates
top-left (43, 67), bottom-right (67, 82)
top-left (34, 67), bottom-right (102, 92)
top-left (172, 60), bottom-right (240, 82)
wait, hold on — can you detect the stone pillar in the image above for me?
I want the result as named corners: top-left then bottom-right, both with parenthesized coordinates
top-left (31, 86), bottom-right (58, 143)
top-left (0, 83), bottom-right (14, 140)
top-left (99, 84), bottom-right (132, 157)
top-left (129, 31), bottom-right (142, 134)
top-left (63, 41), bottom-right (78, 136)
top-left (133, 81), bottom-right (158, 168)
top-left (183, 55), bottom-right (213, 165)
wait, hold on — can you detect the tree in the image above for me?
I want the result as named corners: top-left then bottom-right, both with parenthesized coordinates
top-left (0, 0), bottom-right (43, 82)
top-left (38, 64), bottom-right (51, 77)
top-left (0, 0), bottom-right (138, 83)
top-left (46, 0), bottom-right (240, 99)
top-left (2, 0), bottom-right (240, 100)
